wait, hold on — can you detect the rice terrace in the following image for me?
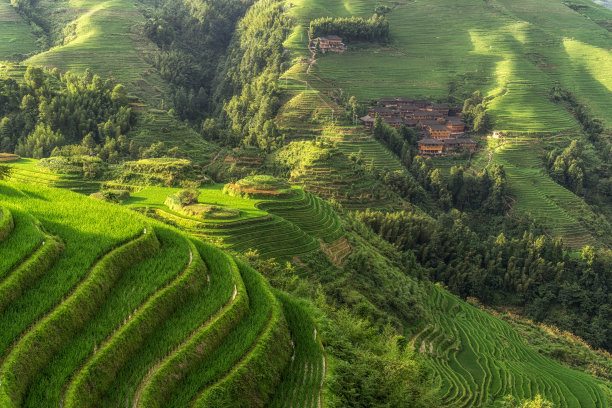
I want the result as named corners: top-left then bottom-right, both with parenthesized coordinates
top-left (1, 0), bottom-right (612, 406)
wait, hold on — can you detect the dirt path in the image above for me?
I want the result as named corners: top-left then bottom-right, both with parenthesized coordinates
top-left (203, 149), bottom-right (223, 169)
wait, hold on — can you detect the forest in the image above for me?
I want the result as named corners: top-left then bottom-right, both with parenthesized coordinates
top-left (309, 15), bottom-right (390, 42)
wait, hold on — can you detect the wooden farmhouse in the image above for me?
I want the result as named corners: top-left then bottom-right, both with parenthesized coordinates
top-left (315, 35), bottom-right (346, 53)
top-left (364, 97), bottom-right (474, 156)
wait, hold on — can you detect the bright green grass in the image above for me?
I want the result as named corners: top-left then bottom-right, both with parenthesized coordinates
top-left (289, 0), bottom-right (612, 133)
top-left (25, 0), bottom-right (169, 104)
top-left (125, 184), bottom-right (332, 259)
top-left (22, 226), bottom-right (189, 407)
top-left (102, 239), bottom-right (236, 407)
top-left (269, 291), bottom-right (325, 408)
top-left (0, 208), bottom-right (43, 279)
top-left (0, 1), bottom-right (38, 59)
top-left (164, 260), bottom-right (277, 407)
top-left (125, 184), bottom-right (268, 221)
top-left (257, 188), bottom-right (344, 243)
top-left (0, 181), bottom-right (144, 357)
top-left (7, 158), bottom-right (101, 194)
top-left (416, 285), bottom-right (611, 407)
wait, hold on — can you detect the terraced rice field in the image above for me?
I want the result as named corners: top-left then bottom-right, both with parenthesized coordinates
top-left (491, 138), bottom-right (598, 248)
top-left (125, 184), bottom-right (347, 261)
top-left (25, 0), bottom-right (169, 104)
top-left (0, 1), bottom-right (38, 59)
top-left (269, 292), bottom-right (326, 408)
top-left (0, 180), bottom-right (298, 407)
top-left (129, 111), bottom-right (218, 165)
top-left (287, 0), bottom-right (612, 133)
top-left (279, 64), bottom-right (406, 173)
top-left (415, 285), bottom-right (611, 407)
top-left (7, 158), bottom-right (101, 195)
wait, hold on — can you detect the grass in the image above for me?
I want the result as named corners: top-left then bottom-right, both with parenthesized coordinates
top-left (7, 158), bottom-right (101, 194)
top-left (491, 138), bottom-right (599, 248)
top-left (0, 209), bottom-right (43, 279)
top-left (25, 0), bottom-right (169, 105)
top-left (63, 237), bottom-right (205, 407)
top-left (0, 225), bottom-right (158, 407)
top-left (287, 0), bottom-right (612, 133)
top-left (269, 291), bottom-right (325, 408)
top-left (413, 284), bottom-right (611, 407)
top-left (0, 223), bottom-right (62, 315)
top-left (126, 183), bottom-right (340, 260)
top-left (22, 226), bottom-right (188, 407)
top-left (133, 242), bottom-right (247, 408)
top-left (0, 1), bottom-right (38, 60)
top-left (167, 260), bottom-right (290, 408)
top-left (0, 179), bottom-right (302, 407)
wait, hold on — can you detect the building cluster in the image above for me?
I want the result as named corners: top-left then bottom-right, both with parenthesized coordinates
top-left (360, 98), bottom-right (476, 155)
top-left (312, 35), bottom-right (347, 53)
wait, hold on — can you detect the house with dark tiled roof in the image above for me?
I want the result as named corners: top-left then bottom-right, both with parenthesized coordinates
top-left (315, 35), bottom-right (346, 53)
top-left (368, 106), bottom-right (396, 118)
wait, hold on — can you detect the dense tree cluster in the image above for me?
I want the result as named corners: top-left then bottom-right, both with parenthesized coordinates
top-left (356, 209), bottom-right (612, 351)
top-left (141, 0), bottom-right (254, 122)
top-left (546, 140), bottom-right (588, 195)
top-left (0, 67), bottom-right (132, 159)
top-left (220, 0), bottom-right (290, 150)
top-left (309, 15), bottom-right (390, 42)
top-left (546, 139), bottom-right (612, 213)
top-left (371, 117), bottom-right (507, 213)
top-left (550, 86), bottom-right (603, 142)
top-left (462, 90), bottom-right (492, 133)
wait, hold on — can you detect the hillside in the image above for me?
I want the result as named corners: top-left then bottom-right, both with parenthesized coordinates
top-left (287, 0), bottom-right (612, 133)
top-left (0, 179), bottom-right (322, 407)
top-left (1, 0), bottom-right (612, 406)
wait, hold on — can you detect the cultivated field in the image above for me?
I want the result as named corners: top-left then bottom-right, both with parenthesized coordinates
top-left (287, 0), bottom-right (612, 133)
top-left (0, 1), bottom-right (38, 59)
top-left (414, 285), bottom-right (611, 407)
top-left (0, 179), bottom-right (299, 407)
top-left (25, 0), bottom-right (169, 104)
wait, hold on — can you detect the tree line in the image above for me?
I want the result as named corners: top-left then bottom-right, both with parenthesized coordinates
top-left (0, 66), bottom-right (132, 159)
top-left (140, 0), bottom-right (254, 123)
top-left (309, 15), bottom-right (390, 42)
top-left (356, 209), bottom-right (612, 352)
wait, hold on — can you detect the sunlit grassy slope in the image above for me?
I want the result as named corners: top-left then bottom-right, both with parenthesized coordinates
top-left (25, 0), bottom-right (168, 104)
top-left (287, 0), bottom-right (612, 133)
top-left (0, 1), bottom-right (38, 59)
top-left (0, 180), bottom-right (292, 407)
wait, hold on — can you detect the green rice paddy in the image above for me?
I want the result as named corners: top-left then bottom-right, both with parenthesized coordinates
top-left (0, 179), bottom-right (297, 407)
top-left (287, 0), bottom-right (612, 133)
top-left (415, 285), bottom-right (612, 407)
top-left (0, 1), bottom-right (38, 59)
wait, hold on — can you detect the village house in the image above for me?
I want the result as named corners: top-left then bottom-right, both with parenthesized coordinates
top-left (424, 123), bottom-right (452, 139)
top-left (417, 139), bottom-right (445, 155)
top-left (446, 117), bottom-right (466, 133)
top-left (429, 103), bottom-right (450, 115)
top-left (378, 97), bottom-right (399, 108)
top-left (412, 110), bottom-right (443, 120)
top-left (365, 96), bottom-right (473, 156)
top-left (418, 138), bottom-right (476, 156)
top-left (368, 106), bottom-right (396, 118)
top-left (315, 35), bottom-right (346, 53)
top-left (383, 117), bottom-right (405, 128)
top-left (360, 115), bottom-right (375, 129)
